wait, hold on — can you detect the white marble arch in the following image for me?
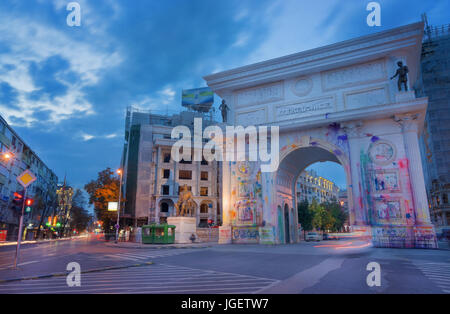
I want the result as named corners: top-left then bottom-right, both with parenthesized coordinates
top-left (204, 22), bottom-right (437, 248)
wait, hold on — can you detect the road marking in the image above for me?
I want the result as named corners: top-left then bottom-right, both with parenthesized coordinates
top-left (103, 249), bottom-right (195, 262)
top-left (414, 262), bottom-right (450, 294)
top-left (17, 260), bottom-right (39, 266)
top-left (0, 263), bottom-right (278, 294)
top-left (257, 257), bottom-right (345, 293)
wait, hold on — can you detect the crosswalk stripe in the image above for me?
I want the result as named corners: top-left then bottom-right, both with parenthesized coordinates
top-left (102, 250), bottom-right (193, 261)
top-left (0, 263), bottom-right (277, 294)
top-left (414, 262), bottom-right (450, 294)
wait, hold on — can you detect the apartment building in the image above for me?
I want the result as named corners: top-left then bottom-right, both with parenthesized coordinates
top-left (0, 114), bottom-right (58, 240)
top-left (122, 107), bottom-right (222, 227)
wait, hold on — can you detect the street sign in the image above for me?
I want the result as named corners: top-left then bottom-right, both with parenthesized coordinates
top-left (16, 170), bottom-right (37, 188)
top-left (108, 202), bottom-right (118, 211)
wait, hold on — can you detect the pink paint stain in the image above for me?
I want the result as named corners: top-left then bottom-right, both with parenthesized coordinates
top-left (398, 159), bottom-right (408, 170)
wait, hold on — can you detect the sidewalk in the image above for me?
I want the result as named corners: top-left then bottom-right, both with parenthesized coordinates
top-left (104, 241), bottom-right (218, 249)
top-left (438, 240), bottom-right (450, 250)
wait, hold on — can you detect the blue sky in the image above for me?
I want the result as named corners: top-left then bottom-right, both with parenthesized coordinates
top-left (0, 0), bottom-right (449, 191)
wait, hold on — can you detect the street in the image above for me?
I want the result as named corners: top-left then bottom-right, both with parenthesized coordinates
top-left (0, 236), bottom-right (449, 294)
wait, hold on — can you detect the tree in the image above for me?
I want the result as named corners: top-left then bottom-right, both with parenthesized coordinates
top-left (323, 200), bottom-right (348, 232)
top-left (69, 189), bottom-right (92, 234)
top-left (84, 168), bottom-right (121, 239)
top-left (311, 199), bottom-right (335, 232)
top-left (35, 192), bottom-right (57, 240)
top-left (297, 199), bottom-right (313, 238)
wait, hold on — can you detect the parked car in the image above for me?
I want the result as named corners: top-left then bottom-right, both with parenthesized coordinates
top-left (305, 232), bottom-right (322, 242)
top-left (323, 233), bottom-right (339, 240)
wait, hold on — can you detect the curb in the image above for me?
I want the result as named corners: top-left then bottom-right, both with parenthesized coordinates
top-left (104, 243), bottom-right (213, 249)
top-left (0, 261), bottom-right (154, 284)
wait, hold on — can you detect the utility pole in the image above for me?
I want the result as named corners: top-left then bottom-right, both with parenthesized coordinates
top-left (14, 188), bottom-right (27, 268)
top-left (115, 169), bottom-right (123, 243)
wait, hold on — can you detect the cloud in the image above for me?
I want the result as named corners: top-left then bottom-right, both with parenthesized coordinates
top-left (79, 132), bottom-right (95, 141)
top-left (232, 32), bottom-right (250, 48)
top-left (0, 5), bottom-right (122, 127)
top-left (105, 133), bottom-right (119, 139)
top-left (78, 131), bottom-right (120, 142)
top-left (245, 0), bottom-right (346, 64)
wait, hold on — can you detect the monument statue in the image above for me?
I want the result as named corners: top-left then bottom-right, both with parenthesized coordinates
top-left (390, 61), bottom-right (409, 92)
top-left (219, 100), bottom-right (229, 123)
top-left (175, 184), bottom-right (196, 217)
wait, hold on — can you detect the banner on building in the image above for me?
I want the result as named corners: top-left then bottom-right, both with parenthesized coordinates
top-left (182, 87), bottom-right (214, 112)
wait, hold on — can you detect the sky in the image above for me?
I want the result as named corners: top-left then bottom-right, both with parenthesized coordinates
top-left (0, 0), bottom-right (449, 191)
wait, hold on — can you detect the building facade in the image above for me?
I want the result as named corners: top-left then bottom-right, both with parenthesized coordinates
top-left (418, 22), bottom-right (450, 232)
top-left (0, 115), bottom-right (58, 240)
top-left (296, 170), bottom-right (340, 204)
top-left (122, 107), bottom-right (222, 228)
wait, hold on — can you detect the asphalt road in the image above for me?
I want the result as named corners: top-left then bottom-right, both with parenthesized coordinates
top-left (0, 236), bottom-right (449, 294)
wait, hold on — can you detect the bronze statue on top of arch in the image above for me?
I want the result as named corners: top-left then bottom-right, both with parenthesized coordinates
top-left (390, 61), bottom-right (409, 92)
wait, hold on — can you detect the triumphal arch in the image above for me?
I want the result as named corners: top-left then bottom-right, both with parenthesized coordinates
top-left (204, 22), bottom-right (437, 248)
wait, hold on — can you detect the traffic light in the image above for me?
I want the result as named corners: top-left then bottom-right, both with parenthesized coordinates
top-left (25, 198), bottom-right (34, 213)
top-left (12, 191), bottom-right (24, 211)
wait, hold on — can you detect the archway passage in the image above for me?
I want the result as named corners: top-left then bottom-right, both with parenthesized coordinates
top-left (274, 141), bottom-right (352, 244)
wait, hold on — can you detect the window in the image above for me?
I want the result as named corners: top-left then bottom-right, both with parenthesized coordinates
top-left (201, 171), bottom-right (208, 181)
top-left (200, 187), bottom-right (208, 196)
top-left (198, 219), bottom-right (208, 228)
top-left (160, 202), bottom-right (169, 213)
top-left (163, 153), bottom-right (171, 163)
top-left (161, 185), bottom-right (170, 195)
top-left (444, 194), bottom-right (449, 204)
top-left (201, 158), bottom-right (208, 166)
top-left (163, 169), bottom-right (170, 179)
top-left (200, 203), bottom-right (209, 214)
top-left (180, 158), bottom-right (192, 164)
top-left (179, 170), bottom-right (192, 180)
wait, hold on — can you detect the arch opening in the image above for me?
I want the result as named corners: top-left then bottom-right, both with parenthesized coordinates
top-left (274, 142), bottom-right (351, 244)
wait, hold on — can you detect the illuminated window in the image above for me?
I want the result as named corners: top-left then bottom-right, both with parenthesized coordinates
top-left (179, 170), bottom-right (192, 180)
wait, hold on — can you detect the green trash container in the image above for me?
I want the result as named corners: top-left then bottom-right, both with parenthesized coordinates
top-left (141, 224), bottom-right (176, 244)
top-left (141, 225), bottom-right (154, 244)
top-left (153, 224), bottom-right (176, 244)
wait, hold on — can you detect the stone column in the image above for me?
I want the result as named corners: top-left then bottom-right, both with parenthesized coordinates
top-left (397, 114), bottom-right (431, 225)
top-left (218, 160), bottom-right (232, 243)
top-left (343, 122), bottom-right (365, 226)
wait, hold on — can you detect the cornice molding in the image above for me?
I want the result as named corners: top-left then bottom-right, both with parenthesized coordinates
top-left (204, 22), bottom-right (424, 92)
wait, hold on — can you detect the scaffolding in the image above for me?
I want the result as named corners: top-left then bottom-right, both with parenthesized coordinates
top-left (419, 14), bottom-right (450, 228)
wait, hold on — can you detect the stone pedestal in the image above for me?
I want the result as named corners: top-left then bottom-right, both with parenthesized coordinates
top-left (395, 91), bottom-right (415, 102)
top-left (167, 217), bottom-right (197, 244)
top-left (218, 225), bottom-right (232, 244)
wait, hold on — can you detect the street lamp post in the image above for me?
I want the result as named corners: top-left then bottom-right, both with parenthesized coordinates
top-left (14, 187), bottom-right (27, 268)
top-left (115, 169), bottom-right (123, 243)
